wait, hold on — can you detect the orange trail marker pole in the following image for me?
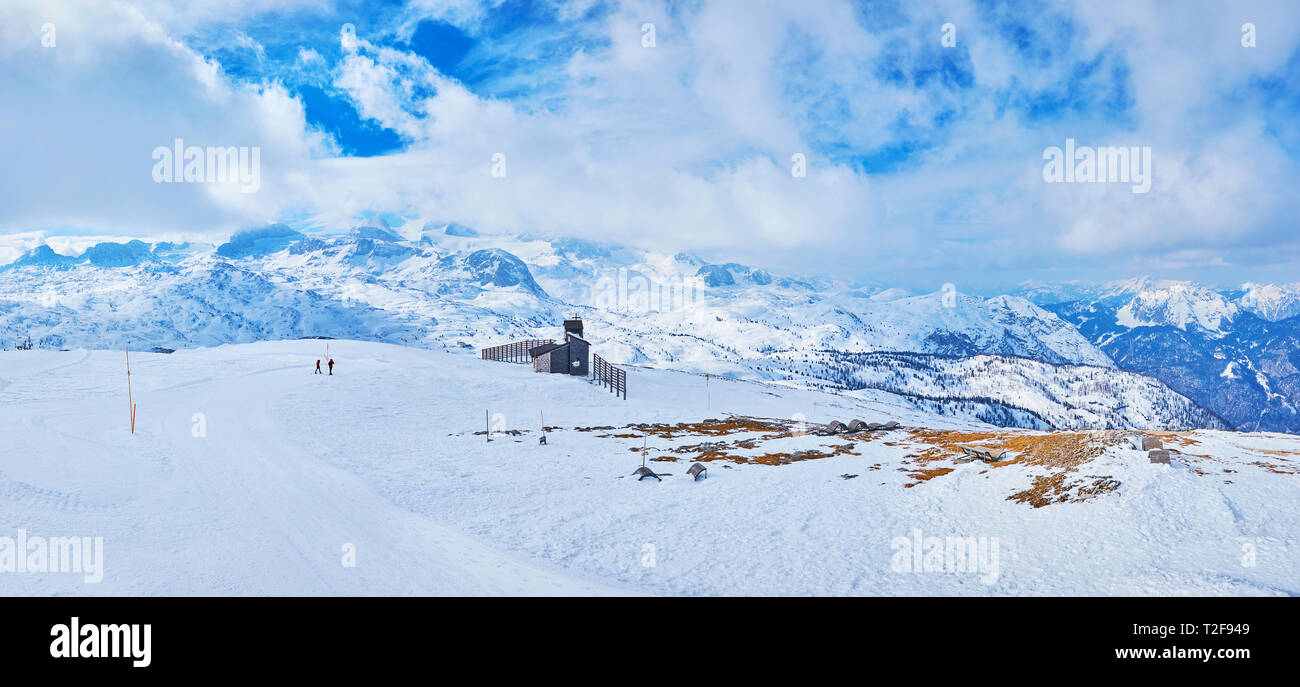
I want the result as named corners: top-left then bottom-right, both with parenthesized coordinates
top-left (126, 346), bottom-right (134, 434)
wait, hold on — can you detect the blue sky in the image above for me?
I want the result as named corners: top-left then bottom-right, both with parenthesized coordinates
top-left (1, 0), bottom-right (1298, 291)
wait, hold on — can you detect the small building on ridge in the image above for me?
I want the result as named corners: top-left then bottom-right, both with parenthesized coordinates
top-left (532, 319), bottom-right (589, 376)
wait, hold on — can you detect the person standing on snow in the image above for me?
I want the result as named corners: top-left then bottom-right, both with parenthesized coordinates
top-left (314, 359), bottom-right (322, 374)
top-left (328, 358), bottom-right (335, 375)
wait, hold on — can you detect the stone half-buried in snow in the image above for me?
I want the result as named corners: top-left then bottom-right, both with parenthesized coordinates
top-left (1149, 449), bottom-right (1172, 464)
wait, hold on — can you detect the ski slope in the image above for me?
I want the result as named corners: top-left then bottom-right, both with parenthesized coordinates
top-left (1, 340), bottom-right (1297, 595)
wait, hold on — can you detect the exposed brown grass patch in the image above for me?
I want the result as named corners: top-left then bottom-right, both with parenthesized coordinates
top-left (689, 442), bottom-right (862, 466)
top-left (583, 415), bottom-right (894, 444)
top-left (579, 416), bottom-right (887, 467)
top-left (1237, 446), bottom-right (1300, 458)
top-left (904, 467), bottom-right (954, 487)
top-left (1150, 432), bottom-right (1202, 448)
top-left (1006, 474), bottom-right (1121, 508)
top-left (599, 417), bottom-right (790, 440)
top-left (1251, 460), bottom-right (1299, 475)
top-left (904, 429), bottom-right (1128, 505)
top-left (1007, 473), bottom-right (1069, 507)
top-left (906, 428), bottom-right (1125, 468)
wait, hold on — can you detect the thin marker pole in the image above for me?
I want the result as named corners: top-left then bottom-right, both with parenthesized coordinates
top-left (126, 346), bottom-right (134, 434)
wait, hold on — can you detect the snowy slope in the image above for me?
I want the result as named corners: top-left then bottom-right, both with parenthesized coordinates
top-left (1, 341), bottom-right (1296, 596)
top-left (0, 346), bottom-right (622, 595)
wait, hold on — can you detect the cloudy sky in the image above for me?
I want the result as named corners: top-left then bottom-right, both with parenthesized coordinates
top-left (1, 0), bottom-right (1297, 291)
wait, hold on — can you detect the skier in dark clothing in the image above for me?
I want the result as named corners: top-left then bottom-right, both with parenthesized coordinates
top-left (328, 358), bottom-right (335, 375)
top-left (314, 359), bottom-right (322, 374)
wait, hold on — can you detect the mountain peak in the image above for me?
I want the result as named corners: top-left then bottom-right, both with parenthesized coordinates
top-left (82, 239), bottom-right (157, 267)
top-left (5, 243), bottom-right (78, 269)
top-left (463, 248), bottom-right (545, 295)
top-left (695, 264), bottom-right (736, 287)
top-left (349, 219), bottom-right (404, 243)
top-left (217, 223), bottom-right (305, 259)
top-left (1238, 282), bottom-right (1300, 322)
top-left (1115, 281), bottom-right (1238, 332)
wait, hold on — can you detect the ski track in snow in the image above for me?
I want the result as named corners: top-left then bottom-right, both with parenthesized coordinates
top-left (1, 340), bottom-right (1297, 596)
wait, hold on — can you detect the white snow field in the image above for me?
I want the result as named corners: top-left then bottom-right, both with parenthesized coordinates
top-left (1, 340), bottom-right (1297, 596)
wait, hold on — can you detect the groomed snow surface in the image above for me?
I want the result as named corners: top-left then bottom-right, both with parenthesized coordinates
top-left (1, 340), bottom-right (1296, 596)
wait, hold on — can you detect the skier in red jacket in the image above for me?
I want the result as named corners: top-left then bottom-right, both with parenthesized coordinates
top-left (314, 359), bottom-right (322, 374)
top-left (328, 358), bottom-right (335, 375)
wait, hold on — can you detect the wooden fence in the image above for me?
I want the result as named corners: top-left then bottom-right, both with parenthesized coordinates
top-left (481, 339), bottom-right (555, 363)
top-left (591, 353), bottom-right (626, 400)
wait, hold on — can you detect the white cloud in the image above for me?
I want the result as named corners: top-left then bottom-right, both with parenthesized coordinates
top-left (0, 0), bottom-right (1297, 284)
top-left (233, 30), bottom-right (266, 61)
top-left (0, 0), bottom-right (334, 241)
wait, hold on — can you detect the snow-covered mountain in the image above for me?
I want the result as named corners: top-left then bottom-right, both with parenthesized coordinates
top-left (1111, 278), bottom-right (1240, 334)
top-left (764, 351), bottom-right (1227, 431)
top-left (1021, 277), bottom-right (1242, 332)
top-left (1235, 282), bottom-right (1300, 322)
top-left (1, 224), bottom-right (1225, 432)
top-left (1021, 276), bottom-right (1300, 330)
top-left (1021, 277), bottom-right (1300, 433)
top-left (2, 222), bottom-right (1107, 361)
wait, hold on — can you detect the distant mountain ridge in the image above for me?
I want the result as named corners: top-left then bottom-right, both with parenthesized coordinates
top-left (0, 226), bottom-right (1253, 432)
top-left (768, 350), bottom-right (1229, 431)
top-left (1019, 277), bottom-right (1300, 433)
